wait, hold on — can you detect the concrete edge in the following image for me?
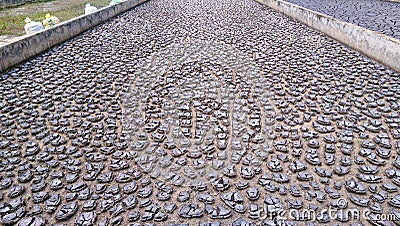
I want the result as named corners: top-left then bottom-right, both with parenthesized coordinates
top-left (254, 0), bottom-right (400, 72)
top-left (0, 0), bottom-right (148, 72)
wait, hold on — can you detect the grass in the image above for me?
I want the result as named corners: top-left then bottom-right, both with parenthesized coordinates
top-left (0, 0), bottom-right (109, 36)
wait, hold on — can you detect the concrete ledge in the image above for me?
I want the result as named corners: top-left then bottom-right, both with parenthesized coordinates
top-left (0, 0), bottom-right (148, 72)
top-left (255, 0), bottom-right (400, 72)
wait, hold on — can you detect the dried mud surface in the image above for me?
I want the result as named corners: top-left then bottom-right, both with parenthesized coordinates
top-left (0, 0), bottom-right (399, 225)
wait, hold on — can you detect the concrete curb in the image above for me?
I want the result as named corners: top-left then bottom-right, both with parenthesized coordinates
top-left (254, 0), bottom-right (400, 72)
top-left (0, 0), bottom-right (148, 72)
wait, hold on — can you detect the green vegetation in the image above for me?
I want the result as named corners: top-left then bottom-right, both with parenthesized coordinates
top-left (0, 0), bottom-right (109, 36)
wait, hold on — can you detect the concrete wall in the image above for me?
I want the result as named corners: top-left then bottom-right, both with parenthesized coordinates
top-left (0, 0), bottom-right (148, 72)
top-left (255, 0), bottom-right (400, 72)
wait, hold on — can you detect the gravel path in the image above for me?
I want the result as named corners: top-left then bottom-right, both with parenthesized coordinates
top-left (284, 0), bottom-right (400, 39)
top-left (0, 0), bottom-right (399, 225)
